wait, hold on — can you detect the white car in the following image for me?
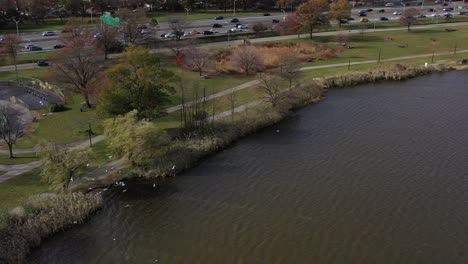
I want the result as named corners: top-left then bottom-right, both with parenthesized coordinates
top-left (42, 31), bottom-right (55, 36)
top-left (385, 3), bottom-right (394, 7)
top-left (141, 29), bottom-right (152, 34)
top-left (183, 32), bottom-right (193, 37)
top-left (24, 44), bottom-right (35, 49)
top-left (393, 11), bottom-right (401, 15)
top-left (164, 33), bottom-right (176, 38)
top-left (237, 24), bottom-right (248, 29)
top-left (209, 28), bottom-right (219, 33)
top-left (431, 13), bottom-right (441, 17)
top-left (93, 33), bottom-right (101, 38)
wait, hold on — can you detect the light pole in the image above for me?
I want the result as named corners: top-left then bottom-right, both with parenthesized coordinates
top-left (185, 7), bottom-right (190, 16)
top-left (12, 19), bottom-right (19, 36)
top-left (233, 0), bottom-right (237, 16)
top-left (281, 9), bottom-right (286, 21)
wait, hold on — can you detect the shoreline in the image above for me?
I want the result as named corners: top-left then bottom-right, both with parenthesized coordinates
top-left (0, 63), bottom-right (456, 263)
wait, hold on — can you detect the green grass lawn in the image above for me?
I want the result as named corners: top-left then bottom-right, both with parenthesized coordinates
top-left (0, 168), bottom-right (49, 211)
top-left (0, 153), bottom-right (38, 165)
top-left (14, 95), bottom-right (102, 148)
top-left (0, 67), bottom-right (48, 81)
top-left (0, 171), bottom-right (6, 176)
top-left (91, 139), bottom-right (114, 165)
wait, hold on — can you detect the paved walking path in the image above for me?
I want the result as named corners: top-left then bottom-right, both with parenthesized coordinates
top-left (2, 21), bottom-right (468, 73)
top-left (0, 161), bottom-right (42, 182)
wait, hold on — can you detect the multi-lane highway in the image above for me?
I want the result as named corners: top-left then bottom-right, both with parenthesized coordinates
top-left (4, 1), bottom-right (468, 53)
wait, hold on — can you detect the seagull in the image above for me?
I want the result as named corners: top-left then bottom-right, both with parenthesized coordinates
top-left (153, 183), bottom-right (156, 188)
top-left (122, 189), bottom-right (127, 193)
top-left (124, 204), bottom-right (130, 208)
top-left (171, 165), bottom-right (176, 170)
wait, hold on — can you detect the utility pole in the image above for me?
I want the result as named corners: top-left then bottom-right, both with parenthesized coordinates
top-left (431, 51), bottom-right (435, 63)
top-left (454, 41), bottom-right (457, 54)
top-left (233, 0), bottom-right (237, 16)
top-left (12, 19), bottom-right (19, 35)
top-left (378, 48), bottom-right (382, 63)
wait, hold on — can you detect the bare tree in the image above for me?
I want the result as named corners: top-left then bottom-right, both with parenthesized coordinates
top-left (233, 45), bottom-right (263, 75)
top-left (257, 74), bottom-right (283, 108)
top-left (277, 50), bottom-right (302, 90)
top-left (227, 91), bottom-right (237, 122)
top-left (168, 16), bottom-right (190, 40)
top-left (186, 43), bottom-right (212, 76)
top-left (117, 8), bottom-right (146, 44)
top-left (0, 34), bottom-right (21, 79)
top-left (49, 35), bottom-right (105, 108)
top-left (400, 8), bottom-right (419, 31)
top-left (166, 39), bottom-right (187, 57)
top-left (0, 100), bottom-right (33, 158)
top-left (95, 23), bottom-right (119, 60)
top-left (59, 17), bottom-right (87, 45)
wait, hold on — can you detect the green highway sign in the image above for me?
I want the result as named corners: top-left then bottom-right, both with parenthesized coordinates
top-left (102, 15), bottom-right (120, 27)
top-left (458, 6), bottom-right (463, 9)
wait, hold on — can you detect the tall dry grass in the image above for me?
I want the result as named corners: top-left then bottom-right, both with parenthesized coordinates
top-left (0, 193), bottom-right (102, 264)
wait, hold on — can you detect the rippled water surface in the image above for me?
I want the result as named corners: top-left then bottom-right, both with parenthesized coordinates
top-left (30, 71), bottom-right (468, 264)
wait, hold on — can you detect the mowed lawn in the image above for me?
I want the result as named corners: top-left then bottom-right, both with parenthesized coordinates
top-left (14, 95), bottom-right (103, 148)
top-left (295, 26), bottom-right (468, 67)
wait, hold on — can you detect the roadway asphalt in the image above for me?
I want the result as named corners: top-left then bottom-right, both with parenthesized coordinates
top-left (6, 1), bottom-right (467, 53)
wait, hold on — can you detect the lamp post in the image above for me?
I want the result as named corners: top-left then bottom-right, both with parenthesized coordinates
top-left (12, 19), bottom-right (19, 36)
top-left (233, 0), bottom-right (237, 16)
top-left (281, 9), bottom-right (286, 21)
top-left (185, 7), bottom-right (190, 16)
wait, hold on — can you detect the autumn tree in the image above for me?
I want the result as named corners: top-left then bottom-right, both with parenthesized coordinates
top-left (328, 0), bottom-right (352, 28)
top-left (38, 142), bottom-right (93, 192)
top-left (277, 50), bottom-right (302, 89)
top-left (59, 17), bottom-right (87, 45)
top-left (252, 22), bottom-right (268, 33)
top-left (98, 45), bottom-right (177, 118)
top-left (282, 13), bottom-right (301, 37)
top-left (233, 45), bottom-right (263, 75)
top-left (296, 0), bottom-right (330, 39)
top-left (185, 44), bottom-right (212, 76)
top-left (117, 8), bottom-right (146, 44)
top-left (95, 23), bottom-right (119, 59)
top-left (257, 74), bottom-right (284, 108)
top-left (0, 101), bottom-right (32, 158)
top-left (168, 16), bottom-right (190, 41)
top-left (0, 34), bottom-right (21, 79)
top-left (400, 8), bottom-right (419, 31)
top-left (50, 35), bottom-right (105, 108)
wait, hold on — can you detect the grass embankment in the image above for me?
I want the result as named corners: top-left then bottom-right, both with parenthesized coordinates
top-left (0, 52), bottom-right (55, 67)
top-left (0, 192), bottom-right (102, 263)
top-left (0, 153), bottom-right (38, 165)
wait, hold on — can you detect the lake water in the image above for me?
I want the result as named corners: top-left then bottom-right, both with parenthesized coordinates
top-left (30, 71), bottom-right (468, 264)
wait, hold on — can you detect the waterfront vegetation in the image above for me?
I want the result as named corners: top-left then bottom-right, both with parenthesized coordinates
top-left (0, 18), bottom-right (467, 262)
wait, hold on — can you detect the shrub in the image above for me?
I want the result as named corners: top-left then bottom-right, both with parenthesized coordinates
top-left (0, 193), bottom-right (102, 263)
top-left (47, 102), bottom-right (66, 112)
top-left (252, 22), bottom-right (268, 33)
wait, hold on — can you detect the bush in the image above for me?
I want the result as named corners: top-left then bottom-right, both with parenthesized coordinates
top-left (47, 102), bottom-right (66, 112)
top-left (0, 193), bottom-right (102, 263)
top-left (252, 22), bottom-right (268, 33)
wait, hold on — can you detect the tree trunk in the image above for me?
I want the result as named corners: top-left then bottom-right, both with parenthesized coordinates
top-left (84, 94), bottom-right (92, 108)
top-left (7, 143), bottom-right (14, 159)
top-left (309, 26), bottom-right (313, 39)
top-left (199, 68), bottom-right (202, 76)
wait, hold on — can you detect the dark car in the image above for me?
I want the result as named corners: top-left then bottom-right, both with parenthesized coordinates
top-left (348, 17), bottom-right (355, 20)
top-left (403, 3), bottom-right (410, 6)
top-left (378, 9), bottom-right (385, 12)
top-left (443, 7), bottom-right (453, 11)
top-left (272, 19), bottom-right (280, 23)
top-left (428, 8), bottom-right (435, 12)
top-left (358, 13), bottom-right (367, 17)
top-left (416, 2), bottom-right (422, 5)
top-left (417, 14), bottom-right (427, 18)
top-left (160, 33), bottom-right (167, 37)
top-left (380, 17), bottom-right (389, 20)
top-left (367, 9), bottom-right (373, 12)
top-left (263, 13), bottom-right (270, 16)
top-left (37, 61), bottom-right (49, 66)
top-left (459, 11), bottom-right (468, 15)
top-left (212, 23), bottom-right (223, 28)
top-left (215, 16), bottom-right (224, 20)
top-left (230, 18), bottom-right (239, 23)
top-left (30, 46), bottom-right (42, 51)
top-left (53, 44), bottom-right (64, 49)
top-left (442, 3), bottom-right (448, 6)
top-left (338, 19), bottom-right (349, 24)
top-left (203, 30), bottom-right (214, 35)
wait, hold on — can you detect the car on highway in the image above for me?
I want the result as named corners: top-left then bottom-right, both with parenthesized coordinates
top-left (402, 3), bottom-right (410, 6)
top-left (443, 7), bottom-right (454, 11)
top-left (443, 13), bottom-right (453, 17)
top-left (263, 13), bottom-right (270, 16)
top-left (434, 0), bottom-right (443, 3)
top-left (358, 12), bottom-right (367, 16)
top-left (203, 30), bottom-right (214, 35)
top-left (380, 17), bottom-right (389, 20)
top-left (215, 16), bottom-right (224, 20)
top-left (190, 30), bottom-right (201, 34)
top-left (160, 33), bottom-right (167, 37)
top-left (164, 33), bottom-right (176, 38)
top-left (227, 28), bottom-right (240, 33)
top-left (367, 9), bottom-right (373, 12)
top-left (209, 28), bottom-right (219, 33)
top-left (230, 18), bottom-right (239, 23)
top-left (53, 44), bottom-right (64, 49)
top-left (459, 11), bottom-right (468, 15)
top-left (237, 24), bottom-right (248, 29)
top-left (378, 9), bottom-right (385, 12)
top-left (384, 3), bottom-right (394, 7)
top-left (93, 33), bottom-right (101, 38)
top-left (431, 13), bottom-right (442, 17)
top-left (428, 8), bottom-right (435, 12)
top-left (417, 14), bottom-right (427, 18)
top-left (212, 23), bottom-right (223, 28)
top-left (272, 19), bottom-right (280, 23)
top-left (24, 44), bottom-right (35, 49)
top-left (360, 18), bottom-right (369, 22)
top-left (37, 61), bottom-right (49, 67)
top-left (141, 29), bottom-right (151, 34)
top-left (30, 46), bottom-right (43, 51)
top-left (441, 3), bottom-right (448, 6)
top-left (393, 11), bottom-right (402, 15)
top-left (42, 31), bottom-right (55, 36)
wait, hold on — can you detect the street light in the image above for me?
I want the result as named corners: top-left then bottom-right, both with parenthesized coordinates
top-left (281, 8), bottom-right (286, 21)
top-left (184, 7), bottom-right (190, 16)
top-left (12, 19), bottom-right (19, 36)
top-left (233, 0), bottom-right (237, 16)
